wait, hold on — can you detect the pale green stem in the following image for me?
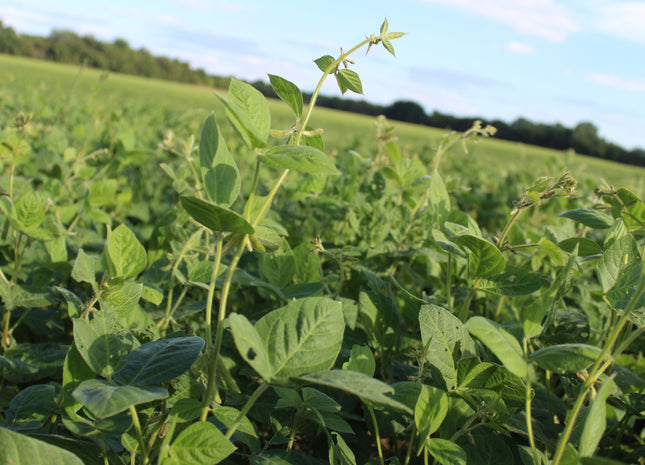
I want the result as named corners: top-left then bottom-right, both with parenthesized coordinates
top-left (368, 405), bottom-right (385, 465)
top-left (552, 269), bottom-right (645, 465)
top-left (225, 382), bottom-right (270, 440)
top-left (204, 239), bottom-right (223, 348)
top-left (523, 338), bottom-right (540, 465)
top-left (129, 405), bottom-right (149, 465)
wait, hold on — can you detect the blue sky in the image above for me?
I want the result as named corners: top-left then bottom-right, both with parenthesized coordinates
top-left (2, 0), bottom-right (645, 149)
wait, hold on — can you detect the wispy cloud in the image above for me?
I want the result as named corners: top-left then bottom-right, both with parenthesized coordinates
top-left (505, 41), bottom-right (534, 55)
top-left (592, 1), bottom-right (645, 44)
top-left (420, 0), bottom-right (580, 42)
top-left (586, 73), bottom-right (645, 93)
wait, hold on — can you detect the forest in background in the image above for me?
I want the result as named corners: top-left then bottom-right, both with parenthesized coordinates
top-left (1, 20), bottom-right (644, 166)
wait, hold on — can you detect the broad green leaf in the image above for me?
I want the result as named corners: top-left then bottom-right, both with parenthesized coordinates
top-left (13, 190), bottom-right (45, 232)
top-left (578, 376), bottom-right (615, 456)
top-left (88, 179), bottom-right (118, 207)
top-left (163, 421), bottom-right (235, 465)
top-left (466, 316), bottom-right (527, 378)
top-left (106, 224), bottom-right (147, 279)
top-left (168, 399), bottom-right (203, 423)
top-left (597, 234), bottom-right (641, 307)
top-left (181, 196), bottom-right (254, 234)
top-left (303, 387), bottom-right (341, 413)
top-left (253, 225), bottom-right (283, 252)
top-left (341, 344), bottom-right (375, 377)
top-left (216, 77), bottom-right (269, 149)
top-left (259, 145), bottom-right (339, 175)
top-left (419, 304), bottom-right (476, 389)
top-left (209, 406), bottom-right (260, 453)
top-left (295, 370), bottom-right (412, 414)
top-left (268, 74), bottom-right (303, 117)
top-left (335, 69), bottom-right (363, 95)
top-left (56, 286), bottom-right (83, 319)
top-left (103, 281), bottom-right (142, 313)
top-left (616, 188), bottom-right (645, 230)
top-left (539, 238), bottom-right (567, 266)
top-left (113, 336), bottom-right (205, 385)
top-left (260, 237), bottom-right (296, 288)
top-left (455, 235), bottom-right (506, 278)
top-left (228, 313), bottom-right (273, 381)
top-left (0, 427), bottom-right (84, 465)
top-left (254, 297), bottom-right (344, 379)
top-left (62, 343), bottom-right (95, 419)
top-left (478, 265), bottom-right (548, 296)
top-left (415, 384), bottom-right (448, 446)
top-left (456, 358), bottom-right (525, 407)
top-left (141, 282), bottom-right (164, 305)
top-left (73, 309), bottom-right (134, 377)
top-left (71, 249), bottom-right (97, 285)
top-left (559, 208), bottom-right (613, 229)
top-left (5, 384), bottom-right (56, 425)
top-left (426, 438), bottom-right (467, 465)
top-left (329, 431), bottom-right (356, 465)
top-left (429, 169), bottom-right (450, 226)
top-left (72, 379), bottom-right (168, 418)
top-left (529, 344), bottom-right (605, 374)
top-left (200, 114), bottom-right (240, 207)
top-left (62, 413), bottom-right (132, 439)
top-left (314, 55), bottom-right (335, 72)
top-left (45, 234), bottom-right (67, 262)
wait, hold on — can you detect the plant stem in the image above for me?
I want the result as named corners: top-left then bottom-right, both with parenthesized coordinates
top-left (551, 268), bottom-right (645, 465)
top-left (368, 405), bottom-right (385, 465)
top-left (225, 382), bottom-right (270, 440)
top-left (129, 405), bottom-right (149, 465)
top-left (201, 239), bottom-right (246, 419)
top-left (523, 338), bottom-right (540, 465)
top-left (204, 239), bottom-right (223, 348)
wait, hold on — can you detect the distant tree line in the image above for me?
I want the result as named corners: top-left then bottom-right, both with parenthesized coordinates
top-left (2, 20), bottom-right (643, 166)
top-left (0, 21), bottom-right (230, 88)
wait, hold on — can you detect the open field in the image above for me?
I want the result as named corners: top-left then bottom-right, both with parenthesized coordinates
top-left (3, 54), bottom-right (644, 194)
top-left (1, 52), bottom-right (644, 465)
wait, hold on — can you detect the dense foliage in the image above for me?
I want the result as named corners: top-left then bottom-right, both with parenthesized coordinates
top-left (1, 20), bottom-right (644, 465)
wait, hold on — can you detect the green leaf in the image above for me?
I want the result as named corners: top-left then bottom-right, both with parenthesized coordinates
top-left (228, 313), bottom-right (273, 381)
top-left (181, 196), bottom-right (254, 234)
top-left (259, 145), bottom-right (339, 175)
top-left (260, 237), bottom-right (296, 288)
top-left (295, 370), bottom-right (412, 414)
top-left (529, 344), bottom-right (605, 374)
top-left (597, 234), bottom-right (641, 304)
top-left (466, 316), bottom-right (527, 378)
top-left (578, 376), bottom-right (615, 456)
top-left (73, 309), bottom-right (135, 377)
top-left (478, 265), bottom-right (548, 296)
top-left (209, 406), bottom-right (260, 453)
top-left (231, 297), bottom-right (344, 380)
top-left (62, 343), bottom-right (95, 419)
top-left (0, 427), bottom-right (84, 465)
top-left (415, 384), bottom-right (448, 446)
top-left (163, 421), bottom-right (235, 465)
top-left (456, 358), bottom-right (525, 407)
top-left (459, 434), bottom-right (514, 465)
top-left (335, 69), bottom-right (363, 95)
top-left (62, 413), bottom-right (132, 439)
top-left (455, 235), bottom-right (506, 278)
top-left (13, 190), bottom-right (45, 232)
top-left (56, 286), bottom-right (83, 319)
top-left (426, 438), bottom-right (467, 465)
top-left (268, 74), bottom-right (303, 118)
top-left (314, 55), bottom-right (335, 72)
top-left (381, 39), bottom-right (396, 57)
top-left (141, 283), bottom-right (164, 305)
top-left (559, 208), bottom-right (613, 229)
top-left (199, 113), bottom-right (240, 207)
top-left (215, 77), bottom-right (269, 149)
top-left (341, 344), bottom-right (375, 377)
top-left (72, 379), bottom-right (168, 418)
top-left (380, 17), bottom-right (389, 35)
top-left (419, 304), bottom-right (476, 389)
top-left (113, 336), bottom-right (205, 385)
top-left (88, 179), bottom-right (118, 207)
top-left (106, 224), bottom-right (147, 279)
top-left (5, 384), bottom-right (56, 425)
top-left (429, 169), bottom-right (450, 226)
top-left (71, 249), bottom-right (97, 285)
top-left (329, 431), bottom-right (356, 465)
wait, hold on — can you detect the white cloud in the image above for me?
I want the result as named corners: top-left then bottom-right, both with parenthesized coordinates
top-left (215, 2), bottom-right (257, 13)
top-left (592, 1), bottom-right (645, 43)
top-left (421, 0), bottom-right (580, 42)
top-left (505, 41), bottom-right (535, 54)
top-left (586, 73), bottom-right (645, 93)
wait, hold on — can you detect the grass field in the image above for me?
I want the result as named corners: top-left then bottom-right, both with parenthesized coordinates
top-left (2, 52), bottom-right (644, 195)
